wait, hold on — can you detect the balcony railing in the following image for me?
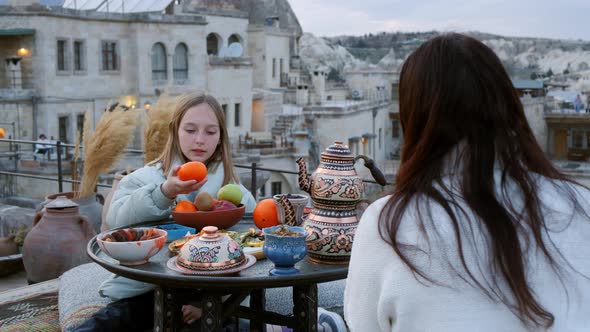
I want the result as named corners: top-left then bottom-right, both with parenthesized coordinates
top-left (0, 138), bottom-right (390, 201)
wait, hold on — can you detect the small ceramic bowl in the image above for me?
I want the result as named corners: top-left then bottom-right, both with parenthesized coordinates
top-left (156, 224), bottom-right (195, 242)
top-left (171, 204), bottom-right (245, 231)
top-left (177, 226), bottom-right (246, 271)
top-left (97, 227), bottom-right (167, 265)
top-left (263, 225), bottom-right (307, 276)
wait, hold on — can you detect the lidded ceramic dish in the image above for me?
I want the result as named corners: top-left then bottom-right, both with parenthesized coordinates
top-left (177, 226), bottom-right (245, 271)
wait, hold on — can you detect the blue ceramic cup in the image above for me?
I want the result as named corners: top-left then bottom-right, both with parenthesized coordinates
top-left (262, 225), bottom-right (307, 276)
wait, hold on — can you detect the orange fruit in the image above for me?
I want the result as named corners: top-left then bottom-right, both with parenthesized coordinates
top-left (252, 199), bottom-right (280, 229)
top-left (177, 161), bottom-right (207, 182)
top-left (174, 200), bottom-right (197, 212)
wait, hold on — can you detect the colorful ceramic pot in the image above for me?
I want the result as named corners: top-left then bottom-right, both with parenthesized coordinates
top-left (263, 225), bottom-right (307, 276)
top-left (297, 141), bottom-right (385, 264)
top-left (177, 226), bottom-right (245, 271)
top-left (273, 193), bottom-right (309, 226)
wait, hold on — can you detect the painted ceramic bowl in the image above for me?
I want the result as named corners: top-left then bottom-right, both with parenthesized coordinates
top-left (262, 225), bottom-right (307, 276)
top-left (171, 204), bottom-right (245, 231)
top-left (177, 226), bottom-right (246, 271)
top-left (97, 227), bottom-right (167, 265)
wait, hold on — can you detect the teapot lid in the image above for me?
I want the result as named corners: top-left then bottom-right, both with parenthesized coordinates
top-left (46, 195), bottom-right (79, 209)
top-left (322, 141), bottom-right (353, 159)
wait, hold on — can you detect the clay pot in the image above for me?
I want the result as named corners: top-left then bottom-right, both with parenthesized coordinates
top-left (38, 191), bottom-right (104, 235)
top-left (0, 235), bottom-right (18, 256)
top-left (23, 196), bottom-right (96, 283)
top-left (101, 169), bottom-right (134, 232)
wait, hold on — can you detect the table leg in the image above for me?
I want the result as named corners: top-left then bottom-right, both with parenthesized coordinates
top-left (249, 289), bottom-right (266, 332)
top-left (201, 293), bottom-right (223, 332)
top-left (293, 284), bottom-right (318, 332)
top-left (154, 286), bottom-right (182, 332)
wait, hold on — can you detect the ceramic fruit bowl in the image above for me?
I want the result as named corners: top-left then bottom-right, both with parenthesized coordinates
top-left (168, 226), bottom-right (255, 275)
top-left (97, 227), bottom-right (167, 266)
top-left (263, 225), bottom-right (307, 276)
top-left (171, 204), bottom-right (245, 231)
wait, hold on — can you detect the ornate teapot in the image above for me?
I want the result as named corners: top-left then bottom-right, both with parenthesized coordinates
top-left (296, 141), bottom-right (386, 264)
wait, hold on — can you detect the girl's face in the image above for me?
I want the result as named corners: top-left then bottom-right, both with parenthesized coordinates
top-left (178, 103), bottom-right (221, 163)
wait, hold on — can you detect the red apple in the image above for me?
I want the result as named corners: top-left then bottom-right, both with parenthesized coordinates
top-left (213, 200), bottom-right (237, 211)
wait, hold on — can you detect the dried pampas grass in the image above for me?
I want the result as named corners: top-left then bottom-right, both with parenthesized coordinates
top-left (78, 107), bottom-right (139, 198)
top-left (143, 93), bottom-right (175, 164)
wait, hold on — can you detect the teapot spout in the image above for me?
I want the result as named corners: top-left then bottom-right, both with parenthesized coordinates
top-left (296, 157), bottom-right (312, 193)
top-left (354, 155), bottom-right (387, 186)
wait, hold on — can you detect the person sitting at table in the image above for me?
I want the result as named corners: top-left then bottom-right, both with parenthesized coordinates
top-left (35, 134), bottom-right (52, 157)
top-left (344, 33), bottom-right (590, 331)
top-left (74, 92), bottom-right (257, 331)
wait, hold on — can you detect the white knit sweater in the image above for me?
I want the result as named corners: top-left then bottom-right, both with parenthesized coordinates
top-left (344, 171), bottom-right (590, 331)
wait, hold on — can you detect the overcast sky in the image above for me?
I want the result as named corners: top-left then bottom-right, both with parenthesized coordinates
top-left (287, 0), bottom-right (590, 41)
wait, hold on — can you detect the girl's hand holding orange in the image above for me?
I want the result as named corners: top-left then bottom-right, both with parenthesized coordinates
top-left (161, 165), bottom-right (208, 199)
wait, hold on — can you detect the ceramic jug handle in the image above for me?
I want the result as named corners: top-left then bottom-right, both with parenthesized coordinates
top-left (95, 193), bottom-right (105, 205)
top-left (33, 209), bottom-right (45, 227)
top-left (79, 215), bottom-right (97, 239)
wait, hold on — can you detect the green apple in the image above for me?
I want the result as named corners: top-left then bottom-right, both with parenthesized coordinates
top-left (217, 184), bottom-right (242, 206)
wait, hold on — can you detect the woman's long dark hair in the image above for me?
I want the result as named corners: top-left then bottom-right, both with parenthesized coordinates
top-left (380, 33), bottom-right (578, 327)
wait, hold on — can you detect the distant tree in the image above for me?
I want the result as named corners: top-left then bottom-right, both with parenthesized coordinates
top-left (563, 68), bottom-right (570, 75)
top-left (354, 39), bottom-right (368, 48)
top-left (546, 68), bottom-right (554, 77)
top-left (327, 68), bottom-right (344, 82)
top-left (530, 72), bottom-right (538, 80)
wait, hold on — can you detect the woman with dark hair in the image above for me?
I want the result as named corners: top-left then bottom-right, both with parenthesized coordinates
top-left (344, 33), bottom-right (590, 331)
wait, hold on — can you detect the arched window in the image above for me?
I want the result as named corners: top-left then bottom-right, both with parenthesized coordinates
top-left (173, 43), bottom-right (188, 81)
top-left (151, 42), bottom-right (167, 81)
top-left (206, 33), bottom-right (220, 56)
top-left (228, 34), bottom-right (242, 46)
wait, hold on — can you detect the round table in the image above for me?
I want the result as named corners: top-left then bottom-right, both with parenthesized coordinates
top-left (87, 219), bottom-right (349, 332)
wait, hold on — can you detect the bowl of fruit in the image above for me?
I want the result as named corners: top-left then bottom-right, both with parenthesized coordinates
top-left (97, 227), bottom-right (167, 265)
top-left (171, 184), bottom-right (246, 231)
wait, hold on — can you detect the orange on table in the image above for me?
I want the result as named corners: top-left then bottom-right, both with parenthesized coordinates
top-left (174, 200), bottom-right (197, 212)
top-left (252, 198), bottom-right (280, 229)
top-left (177, 161), bottom-right (207, 182)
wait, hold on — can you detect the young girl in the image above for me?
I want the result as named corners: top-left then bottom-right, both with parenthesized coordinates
top-left (75, 93), bottom-right (256, 331)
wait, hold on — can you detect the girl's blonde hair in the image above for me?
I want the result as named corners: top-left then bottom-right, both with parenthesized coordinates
top-left (151, 92), bottom-right (238, 185)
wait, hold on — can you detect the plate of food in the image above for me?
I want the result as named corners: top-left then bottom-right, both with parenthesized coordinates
top-left (233, 228), bottom-right (265, 260)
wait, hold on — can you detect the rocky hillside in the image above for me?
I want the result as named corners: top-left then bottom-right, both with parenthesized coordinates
top-left (300, 31), bottom-right (590, 91)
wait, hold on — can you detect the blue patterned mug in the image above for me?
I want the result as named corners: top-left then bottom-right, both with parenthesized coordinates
top-left (263, 225), bottom-right (307, 276)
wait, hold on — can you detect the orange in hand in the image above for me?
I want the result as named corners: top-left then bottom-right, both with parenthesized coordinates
top-left (252, 199), bottom-right (280, 229)
top-left (177, 161), bottom-right (207, 182)
top-left (174, 200), bottom-right (197, 212)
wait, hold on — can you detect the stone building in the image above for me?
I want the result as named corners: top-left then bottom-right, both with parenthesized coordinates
top-left (0, 0), bottom-right (398, 201)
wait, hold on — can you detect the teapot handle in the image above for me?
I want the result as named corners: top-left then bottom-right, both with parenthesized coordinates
top-left (79, 215), bottom-right (97, 240)
top-left (33, 209), bottom-right (45, 227)
top-left (355, 155), bottom-right (387, 186)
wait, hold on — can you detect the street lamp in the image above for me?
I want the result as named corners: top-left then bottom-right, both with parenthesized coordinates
top-left (144, 101), bottom-right (152, 110)
top-left (17, 48), bottom-right (30, 57)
